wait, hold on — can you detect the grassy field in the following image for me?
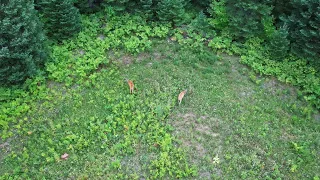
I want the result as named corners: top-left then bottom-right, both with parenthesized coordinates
top-left (0, 40), bottom-right (319, 179)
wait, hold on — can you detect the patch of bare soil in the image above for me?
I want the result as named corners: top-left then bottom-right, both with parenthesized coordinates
top-left (136, 53), bottom-right (150, 62)
top-left (262, 78), bottom-right (297, 100)
top-left (198, 170), bottom-right (211, 179)
top-left (171, 113), bottom-right (221, 159)
top-left (0, 139), bottom-right (11, 163)
top-left (98, 34), bottom-right (105, 40)
top-left (120, 55), bottom-right (134, 65)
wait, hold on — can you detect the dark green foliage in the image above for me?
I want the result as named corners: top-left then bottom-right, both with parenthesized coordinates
top-left (191, 0), bottom-right (211, 9)
top-left (267, 26), bottom-right (290, 61)
top-left (102, 0), bottom-right (130, 11)
top-left (74, 0), bottom-right (104, 14)
top-left (190, 11), bottom-right (212, 37)
top-left (209, 0), bottom-right (229, 33)
top-left (271, 0), bottom-right (292, 25)
top-left (156, 0), bottom-right (187, 26)
top-left (41, 0), bottom-right (82, 41)
top-left (281, 0), bottom-right (320, 68)
top-left (0, 0), bottom-right (47, 85)
top-left (225, 0), bottom-right (273, 40)
top-left (34, 0), bottom-right (44, 10)
top-left (134, 0), bottom-right (154, 18)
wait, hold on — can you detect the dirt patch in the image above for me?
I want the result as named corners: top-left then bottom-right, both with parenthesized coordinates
top-left (314, 113), bottom-right (320, 122)
top-left (262, 78), bottom-right (279, 94)
top-left (262, 78), bottom-right (297, 98)
top-left (171, 112), bottom-right (222, 160)
top-left (180, 139), bottom-right (207, 158)
top-left (281, 129), bottom-right (297, 141)
top-left (47, 80), bottom-right (69, 96)
top-left (239, 89), bottom-right (255, 98)
top-left (136, 53), bottom-right (150, 62)
top-left (107, 51), bottom-right (135, 65)
top-left (0, 140), bottom-right (11, 163)
top-left (98, 34), bottom-right (105, 40)
top-left (195, 124), bottom-right (219, 137)
top-left (120, 55), bottom-right (134, 65)
top-left (0, 142), bottom-right (9, 149)
top-left (199, 171), bottom-right (211, 179)
top-left (152, 52), bottom-right (162, 60)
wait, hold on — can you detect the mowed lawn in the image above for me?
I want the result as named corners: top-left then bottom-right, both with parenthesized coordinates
top-left (0, 41), bottom-right (319, 179)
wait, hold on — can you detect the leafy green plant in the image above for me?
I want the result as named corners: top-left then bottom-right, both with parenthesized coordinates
top-left (240, 37), bottom-right (320, 109)
top-left (209, 0), bottom-right (229, 33)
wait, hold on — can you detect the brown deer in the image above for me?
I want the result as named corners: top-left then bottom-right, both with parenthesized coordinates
top-left (178, 89), bottom-right (187, 105)
top-left (126, 79), bottom-right (134, 94)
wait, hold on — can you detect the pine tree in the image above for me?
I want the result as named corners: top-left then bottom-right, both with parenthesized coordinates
top-left (190, 11), bottom-right (212, 37)
top-left (156, 0), bottom-right (187, 26)
top-left (103, 0), bottom-right (130, 12)
top-left (209, 0), bottom-right (229, 33)
top-left (267, 26), bottom-right (290, 61)
top-left (0, 0), bottom-right (47, 85)
top-left (280, 0), bottom-right (320, 67)
top-left (271, 0), bottom-right (292, 25)
top-left (191, 0), bottom-right (211, 10)
top-left (224, 0), bottom-right (273, 40)
top-left (135, 0), bottom-right (154, 18)
top-left (41, 0), bottom-right (82, 41)
top-left (74, 0), bottom-right (104, 14)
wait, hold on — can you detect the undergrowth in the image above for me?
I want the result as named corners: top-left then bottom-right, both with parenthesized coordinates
top-left (0, 8), bottom-right (319, 179)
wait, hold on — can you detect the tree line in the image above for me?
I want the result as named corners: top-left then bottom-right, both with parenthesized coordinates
top-left (1, 0), bottom-right (319, 85)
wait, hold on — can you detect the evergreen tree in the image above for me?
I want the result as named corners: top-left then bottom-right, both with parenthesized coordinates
top-left (224, 0), bottom-right (273, 40)
top-left (281, 0), bottom-right (320, 67)
top-left (191, 0), bottom-right (211, 10)
top-left (209, 0), bottom-right (229, 33)
top-left (135, 0), bottom-right (154, 18)
top-left (271, 0), bottom-right (292, 25)
top-left (41, 0), bottom-right (82, 41)
top-left (156, 0), bottom-right (187, 26)
top-left (190, 11), bottom-right (212, 37)
top-left (0, 0), bottom-right (47, 85)
top-left (103, 0), bottom-right (130, 12)
top-left (74, 0), bottom-right (104, 14)
top-left (267, 26), bottom-right (290, 61)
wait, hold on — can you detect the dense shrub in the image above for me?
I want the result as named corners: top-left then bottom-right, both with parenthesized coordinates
top-left (74, 0), bottom-right (104, 14)
top-left (191, 0), bottom-right (211, 9)
top-left (41, 0), bottom-right (82, 41)
top-left (156, 0), bottom-right (187, 26)
top-left (271, 0), bottom-right (292, 25)
top-left (267, 26), bottom-right (290, 61)
top-left (208, 0), bottom-right (229, 33)
top-left (225, 0), bottom-right (273, 40)
top-left (0, 0), bottom-right (47, 85)
top-left (280, 0), bottom-right (320, 68)
top-left (134, 0), bottom-right (154, 19)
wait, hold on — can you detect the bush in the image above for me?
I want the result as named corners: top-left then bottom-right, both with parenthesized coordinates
top-left (267, 26), bottom-right (290, 61)
top-left (0, 0), bottom-right (47, 85)
top-left (209, 0), bottom-right (229, 33)
top-left (225, 0), bottom-right (273, 40)
top-left (74, 0), bottom-right (104, 14)
top-left (156, 0), bottom-right (187, 26)
top-left (280, 0), bottom-right (320, 69)
top-left (190, 11), bottom-right (212, 37)
top-left (41, 0), bottom-right (82, 41)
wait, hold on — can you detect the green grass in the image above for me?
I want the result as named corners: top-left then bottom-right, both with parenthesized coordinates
top-left (1, 41), bottom-right (319, 179)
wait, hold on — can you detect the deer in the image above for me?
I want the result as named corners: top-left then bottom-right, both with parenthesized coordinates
top-left (178, 89), bottom-right (187, 105)
top-left (126, 79), bottom-right (134, 94)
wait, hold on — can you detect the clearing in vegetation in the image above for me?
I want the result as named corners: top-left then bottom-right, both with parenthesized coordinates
top-left (0, 12), bottom-right (319, 179)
